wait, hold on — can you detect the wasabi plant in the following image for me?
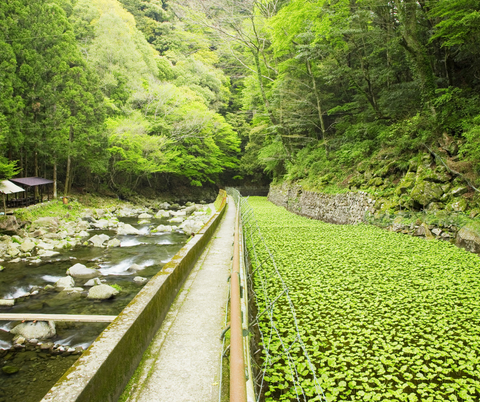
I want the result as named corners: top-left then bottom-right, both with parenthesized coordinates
top-left (246, 197), bottom-right (480, 402)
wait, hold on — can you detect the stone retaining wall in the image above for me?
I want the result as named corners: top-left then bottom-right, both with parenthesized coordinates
top-left (268, 183), bottom-right (480, 255)
top-left (268, 183), bottom-right (375, 225)
top-left (41, 190), bottom-right (228, 402)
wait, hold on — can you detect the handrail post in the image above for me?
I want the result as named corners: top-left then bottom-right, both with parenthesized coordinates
top-left (230, 206), bottom-right (247, 402)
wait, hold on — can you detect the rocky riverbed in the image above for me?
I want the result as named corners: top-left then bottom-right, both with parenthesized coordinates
top-left (0, 198), bottom-right (215, 402)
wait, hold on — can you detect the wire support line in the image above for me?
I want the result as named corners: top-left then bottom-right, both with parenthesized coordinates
top-left (226, 188), bottom-right (328, 402)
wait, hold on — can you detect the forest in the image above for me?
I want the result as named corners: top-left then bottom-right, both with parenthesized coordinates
top-left (1, 0), bottom-right (480, 201)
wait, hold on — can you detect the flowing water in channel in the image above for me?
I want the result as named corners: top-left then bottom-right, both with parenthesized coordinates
top-left (0, 216), bottom-right (189, 402)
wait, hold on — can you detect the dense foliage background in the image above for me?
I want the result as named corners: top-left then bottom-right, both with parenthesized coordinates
top-left (176, 0), bottom-right (480, 191)
top-left (2, 0), bottom-right (480, 197)
top-left (0, 0), bottom-right (240, 195)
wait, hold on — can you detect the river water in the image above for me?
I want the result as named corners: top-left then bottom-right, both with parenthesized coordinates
top-left (0, 215), bottom-right (188, 402)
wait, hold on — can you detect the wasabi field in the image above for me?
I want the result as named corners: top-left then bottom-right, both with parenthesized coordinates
top-left (246, 197), bottom-right (480, 402)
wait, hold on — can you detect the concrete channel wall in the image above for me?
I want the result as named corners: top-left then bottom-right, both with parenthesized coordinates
top-left (41, 191), bottom-right (228, 402)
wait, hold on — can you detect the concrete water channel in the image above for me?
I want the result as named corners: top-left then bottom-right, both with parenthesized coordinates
top-left (0, 201), bottom-right (226, 401)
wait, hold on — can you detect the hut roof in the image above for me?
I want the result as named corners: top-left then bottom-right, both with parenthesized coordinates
top-left (10, 177), bottom-right (54, 187)
top-left (0, 180), bottom-right (26, 194)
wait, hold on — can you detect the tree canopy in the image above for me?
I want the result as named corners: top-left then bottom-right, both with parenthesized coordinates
top-left (2, 0), bottom-right (480, 194)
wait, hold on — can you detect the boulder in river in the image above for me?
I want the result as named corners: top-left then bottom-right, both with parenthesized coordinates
top-left (184, 205), bottom-right (197, 215)
top-left (87, 284), bottom-right (119, 300)
top-left (133, 276), bottom-right (148, 284)
top-left (117, 208), bottom-right (135, 217)
top-left (38, 250), bottom-right (60, 257)
top-left (0, 299), bottom-right (14, 306)
top-left (31, 229), bottom-right (47, 238)
top-left (128, 263), bottom-right (143, 272)
top-left (88, 234), bottom-right (110, 247)
top-left (117, 223), bottom-right (140, 235)
top-left (36, 241), bottom-right (54, 250)
top-left (107, 238), bottom-right (121, 248)
top-left (67, 263), bottom-right (101, 279)
top-left (40, 342), bottom-right (54, 350)
top-left (138, 213), bottom-right (152, 219)
top-left (19, 239), bottom-right (36, 253)
top-left (76, 220), bottom-right (90, 231)
top-left (155, 224), bottom-right (177, 232)
top-left (180, 220), bottom-right (203, 234)
top-left (55, 276), bottom-right (75, 290)
top-left (6, 244), bottom-right (20, 257)
top-left (154, 210), bottom-right (170, 219)
top-left (171, 210), bottom-right (186, 217)
top-left (45, 289), bottom-right (82, 307)
top-left (10, 321), bottom-right (56, 340)
top-left (95, 209), bottom-right (106, 219)
top-left (84, 278), bottom-right (102, 287)
top-left (158, 202), bottom-right (171, 210)
top-left (169, 217), bottom-right (185, 224)
top-left (91, 220), bottom-right (110, 229)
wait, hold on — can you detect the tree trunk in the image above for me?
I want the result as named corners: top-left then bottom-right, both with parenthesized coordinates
top-left (24, 149), bottom-right (27, 178)
top-left (53, 161), bottom-right (57, 199)
top-left (65, 155), bottom-right (71, 196)
top-left (64, 126), bottom-right (73, 195)
top-left (396, 0), bottom-right (436, 111)
top-left (306, 59), bottom-right (327, 154)
top-left (34, 151), bottom-right (39, 200)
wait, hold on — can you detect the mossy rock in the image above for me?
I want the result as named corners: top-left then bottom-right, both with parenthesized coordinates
top-left (450, 186), bottom-right (469, 197)
top-left (426, 202), bottom-right (445, 211)
top-left (2, 365), bottom-right (19, 374)
top-left (469, 209), bottom-right (480, 218)
top-left (356, 161), bottom-right (368, 174)
top-left (446, 198), bottom-right (468, 212)
top-left (408, 159), bottom-right (419, 172)
top-left (441, 182), bottom-right (452, 194)
top-left (456, 221), bottom-right (480, 253)
top-left (398, 194), bottom-right (414, 209)
top-left (395, 171), bottom-right (416, 196)
top-left (368, 177), bottom-right (384, 187)
top-left (379, 199), bottom-right (399, 214)
top-left (419, 167), bottom-right (451, 183)
top-left (410, 179), bottom-right (444, 207)
top-left (318, 173), bottom-right (334, 186)
top-left (348, 175), bottom-right (364, 188)
top-left (421, 152), bottom-right (432, 165)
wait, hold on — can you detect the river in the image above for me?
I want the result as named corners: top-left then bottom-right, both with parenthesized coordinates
top-left (0, 215), bottom-right (189, 402)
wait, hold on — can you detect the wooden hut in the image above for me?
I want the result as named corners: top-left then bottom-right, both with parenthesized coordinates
top-left (9, 177), bottom-right (54, 207)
